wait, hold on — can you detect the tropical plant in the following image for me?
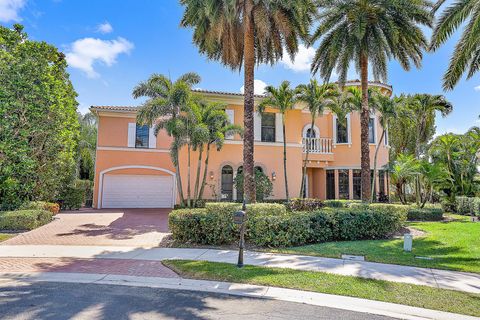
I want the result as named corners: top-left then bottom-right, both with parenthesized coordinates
top-left (296, 80), bottom-right (339, 198)
top-left (417, 160), bottom-right (451, 207)
top-left (77, 112), bottom-right (97, 181)
top-left (258, 81), bottom-right (297, 200)
top-left (0, 24), bottom-right (79, 210)
top-left (133, 72), bottom-right (200, 207)
top-left (234, 169), bottom-right (273, 202)
top-left (430, 0), bottom-right (480, 89)
top-left (387, 154), bottom-right (421, 204)
top-left (370, 91), bottom-right (397, 202)
top-left (311, 0), bottom-right (432, 201)
top-left (180, 0), bottom-right (315, 203)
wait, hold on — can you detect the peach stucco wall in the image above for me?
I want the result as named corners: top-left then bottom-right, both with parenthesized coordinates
top-left (92, 93), bottom-right (390, 207)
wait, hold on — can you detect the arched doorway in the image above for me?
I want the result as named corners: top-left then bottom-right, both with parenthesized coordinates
top-left (221, 165), bottom-right (234, 201)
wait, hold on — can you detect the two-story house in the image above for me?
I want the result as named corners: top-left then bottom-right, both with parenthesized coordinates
top-left (91, 81), bottom-right (391, 209)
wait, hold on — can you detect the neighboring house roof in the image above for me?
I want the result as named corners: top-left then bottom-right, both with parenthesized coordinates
top-left (90, 105), bottom-right (137, 112)
top-left (192, 89), bottom-right (266, 98)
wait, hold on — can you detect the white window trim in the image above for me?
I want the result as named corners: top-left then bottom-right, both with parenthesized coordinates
top-left (384, 125), bottom-right (390, 147)
top-left (333, 113), bottom-right (351, 147)
top-left (302, 124), bottom-right (320, 138)
top-left (369, 114), bottom-right (377, 145)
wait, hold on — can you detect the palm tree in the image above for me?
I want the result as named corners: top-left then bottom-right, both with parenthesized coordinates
top-left (296, 80), bottom-right (339, 198)
top-left (258, 81), bottom-right (297, 200)
top-left (370, 91), bottom-right (397, 202)
top-left (180, 0), bottom-right (315, 203)
top-left (311, 0), bottom-right (432, 201)
top-left (388, 154), bottom-right (421, 204)
top-left (133, 72), bottom-right (200, 207)
top-left (192, 100), bottom-right (243, 204)
top-left (430, 0), bottom-right (480, 89)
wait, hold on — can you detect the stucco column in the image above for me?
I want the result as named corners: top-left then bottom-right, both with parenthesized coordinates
top-left (232, 171), bottom-right (237, 201)
top-left (348, 169), bottom-right (354, 200)
top-left (334, 169), bottom-right (339, 200)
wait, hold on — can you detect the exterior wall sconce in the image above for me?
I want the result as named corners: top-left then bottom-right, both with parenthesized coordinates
top-left (209, 171), bottom-right (214, 180)
top-left (271, 172), bottom-right (276, 181)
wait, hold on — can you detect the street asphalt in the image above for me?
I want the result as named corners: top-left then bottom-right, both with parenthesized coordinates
top-left (0, 281), bottom-right (398, 320)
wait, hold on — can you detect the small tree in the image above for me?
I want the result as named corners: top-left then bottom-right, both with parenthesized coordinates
top-left (235, 170), bottom-right (273, 202)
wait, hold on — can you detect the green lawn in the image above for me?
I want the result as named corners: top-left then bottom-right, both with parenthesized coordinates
top-left (164, 260), bottom-right (480, 317)
top-left (0, 233), bottom-right (14, 242)
top-left (270, 214), bottom-right (480, 273)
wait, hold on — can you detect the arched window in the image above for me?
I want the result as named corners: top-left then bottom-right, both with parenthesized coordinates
top-left (306, 128), bottom-right (316, 138)
top-left (221, 165), bottom-right (233, 201)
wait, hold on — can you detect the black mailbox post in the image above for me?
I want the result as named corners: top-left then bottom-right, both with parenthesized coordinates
top-left (233, 202), bottom-right (247, 268)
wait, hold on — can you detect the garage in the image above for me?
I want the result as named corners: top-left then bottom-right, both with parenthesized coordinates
top-left (101, 174), bottom-right (175, 208)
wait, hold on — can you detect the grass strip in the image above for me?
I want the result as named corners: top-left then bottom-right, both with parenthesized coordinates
top-left (164, 259), bottom-right (480, 317)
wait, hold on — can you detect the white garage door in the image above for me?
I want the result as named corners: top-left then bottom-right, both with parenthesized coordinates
top-left (102, 174), bottom-right (174, 208)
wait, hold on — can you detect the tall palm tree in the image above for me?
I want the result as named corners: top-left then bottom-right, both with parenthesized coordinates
top-left (430, 0), bottom-right (480, 90)
top-left (311, 0), bottom-right (432, 201)
top-left (180, 0), bottom-right (315, 203)
top-left (258, 81), bottom-right (297, 200)
top-left (369, 91), bottom-right (397, 202)
top-left (296, 80), bottom-right (339, 198)
top-left (133, 72), bottom-right (200, 207)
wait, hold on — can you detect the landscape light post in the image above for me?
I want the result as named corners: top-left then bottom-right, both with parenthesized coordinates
top-left (233, 201), bottom-right (247, 268)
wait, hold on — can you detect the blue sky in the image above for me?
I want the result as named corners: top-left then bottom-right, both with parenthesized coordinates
top-left (1, 0), bottom-right (479, 135)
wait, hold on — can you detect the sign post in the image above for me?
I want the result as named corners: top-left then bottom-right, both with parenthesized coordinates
top-left (233, 202), bottom-right (247, 268)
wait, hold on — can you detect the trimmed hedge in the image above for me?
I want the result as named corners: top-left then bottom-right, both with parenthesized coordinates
top-left (287, 198), bottom-right (325, 212)
top-left (456, 196), bottom-right (480, 216)
top-left (407, 208), bottom-right (443, 221)
top-left (19, 201), bottom-right (60, 214)
top-left (169, 202), bottom-right (407, 247)
top-left (0, 210), bottom-right (53, 230)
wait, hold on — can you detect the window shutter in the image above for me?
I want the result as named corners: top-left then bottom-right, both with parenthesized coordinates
top-left (225, 109), bottom-right (235, 139)
top-left (149, 126), bottom-right (157, 148)
top-left (128, 123), bottom-right (136, 147)
top-left (254, 112), bottom-right (261, 141)
top-left (275, 113), bottom-right (284, 142)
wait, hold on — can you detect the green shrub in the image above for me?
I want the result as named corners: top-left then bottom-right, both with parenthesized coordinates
top-left (0, 210), bottom-right (53, 230)
top-left (246, 203), bottom-right (287, 217)
top-left (473, 198), bottom-right (480, 217)
top-left (306, 211), bottom-right (335, 243)
top-left (455, 196), bottom-right (480, 216)
top-left (287, 198), bottom-right (325, 212)
top-left (407, 208), bottom-right (443, 221)
top-left (60, 184), bottom-right (85, 210)
top-left (20, 201), bottom-right (60, 214)
top-left (248, 213), bottom-right (312, 247)
top-left (323, 200), bottom-right (361, 208)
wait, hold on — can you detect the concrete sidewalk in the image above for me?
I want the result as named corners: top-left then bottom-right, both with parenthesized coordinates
top-left (0, 272), bottom-right (476, 320)
top-left (1, 245), bottom-right (479, 294)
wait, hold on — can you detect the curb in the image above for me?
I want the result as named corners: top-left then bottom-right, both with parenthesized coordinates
top-left (0, 272), bottom-right (476, 320)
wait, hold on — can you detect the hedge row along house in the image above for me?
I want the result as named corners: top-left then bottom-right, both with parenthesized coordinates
top-left (91, 81), bottom-right (391, 209)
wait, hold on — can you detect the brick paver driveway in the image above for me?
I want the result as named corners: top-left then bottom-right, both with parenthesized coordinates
top-left (2, 209), bottom-right (171, 247)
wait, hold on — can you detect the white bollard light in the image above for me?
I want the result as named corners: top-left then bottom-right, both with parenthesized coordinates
top-left (404, 234), bottom-right (413, 252)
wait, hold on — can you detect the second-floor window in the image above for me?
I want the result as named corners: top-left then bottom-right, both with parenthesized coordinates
top-left (135, 125), bottom-right (149, 148)
top-left (336, 116), bottom-right (349, 143)
top-left (261, 113), bottom-right (275, 142)
top-left (368, 117), bottom-right (376, 144)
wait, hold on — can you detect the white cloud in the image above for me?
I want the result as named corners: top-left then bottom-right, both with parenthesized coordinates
top-left (280, 45), bottom-right (315, 72)
top-left (240, 79), bottom-right (267, 95)
top-left (96, 22), bottom-right (113, 34)
top-left (474, 85), bottom-right (480, 91)
top-left (66, 37), bottom-right (134, 78)
top-left (0, 0), bottom-right (26, 22)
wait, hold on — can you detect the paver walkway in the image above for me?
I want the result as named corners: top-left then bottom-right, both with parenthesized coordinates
top-left (2, 209), bottom-right (171, 247)
top-left (1, 245), bottom-right (479, 294)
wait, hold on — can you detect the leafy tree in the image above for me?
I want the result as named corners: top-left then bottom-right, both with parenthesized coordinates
top-left (180, 0), bottom-right (315, 203)
top-left (258, 81), bottom-right (297, 200)
top-left (134, 72), bottom-right (200, 207)
top-left (387, 154), bottom-right (421, 204)
top-left (311, 0), bottom-right (431, 201)
top-left (0, 24), bottom-right (79, 210)
top-left (431, 0), bottom-right (480, 89)
top-left (77, 112), bottom-right (97, 181)
top-left (235, 169), bottom-right (273, 202)
top-left (296, 80), bottom-right (339, 198)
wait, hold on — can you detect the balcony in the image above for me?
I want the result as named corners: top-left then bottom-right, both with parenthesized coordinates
top-left (302, 137), bottom-right (333, 154)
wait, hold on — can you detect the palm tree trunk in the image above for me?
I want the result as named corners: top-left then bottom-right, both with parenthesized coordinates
top-left (198, 143), bottom-right (211, 202)
top-left (243, 0), bottom-right (256, 203)
top-left (282, 119), bottom-right (289, 200)
top-left (173, 145), bottom-right (185, 207)
top-left (360, 53), bottom-right (371, 202)
top-left (371, 129), bottom-right (386, 202)
top-left (187, 144), bottom-right (191, 208)
top-left (193, 144), bottom-right (203, 207)
top-left (300, 119), bottom-right (315, 198)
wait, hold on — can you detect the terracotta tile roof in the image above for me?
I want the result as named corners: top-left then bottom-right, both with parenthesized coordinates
top-left (90, 106), bottom-right (138, 112)
top-left (192, 89), bottom-right (266, 98)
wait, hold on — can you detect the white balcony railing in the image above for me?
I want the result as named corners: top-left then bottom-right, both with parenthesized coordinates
top-left (302, 137), bottom-right (333, 154)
